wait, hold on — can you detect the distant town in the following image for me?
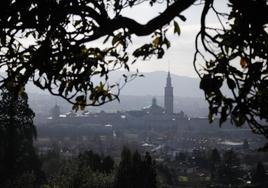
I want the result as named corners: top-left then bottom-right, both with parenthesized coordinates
top-left (30, 72), bottom-right (268, 187)
top-left (24, 72), bottom-right (268, 187)
top-left (33, 71), bottom-right (266, 155)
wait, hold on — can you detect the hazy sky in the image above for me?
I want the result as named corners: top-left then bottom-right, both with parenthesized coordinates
top-left (120, 0), bottom-right (228, 77)
top-left (1, 1), bottom-right (228, 80)
top-left (20, 0), bottom-right (229, 99)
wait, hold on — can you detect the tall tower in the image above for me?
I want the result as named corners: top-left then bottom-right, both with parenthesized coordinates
top-left (164, 71), bottom-right (173, 114)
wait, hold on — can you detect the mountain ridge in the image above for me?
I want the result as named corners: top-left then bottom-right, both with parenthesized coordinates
top-left (25, 71), bottom-right (202, 97)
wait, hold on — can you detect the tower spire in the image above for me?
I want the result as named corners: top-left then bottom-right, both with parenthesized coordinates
top-left (166, 71), bottom-right (172, 87)
top-left (164, 69), bottom-right (173, 114)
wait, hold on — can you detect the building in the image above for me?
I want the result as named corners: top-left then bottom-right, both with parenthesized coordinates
top-left (43, 71), bottom-right (242, 143)
top-left (50, 104), bottom-right (60, 119)
top-left (47, 71), bottom-right (188, 130)
top-left (164, 71), bottom-right (174, 114)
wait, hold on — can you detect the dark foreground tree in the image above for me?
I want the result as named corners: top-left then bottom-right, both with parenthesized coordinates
top-left (215, 150), bottom-right (243, 186)
top-left (195, 0), bottom-right (268, 140)
top-left (209, 148), bottom-right (221, 180)
top-left (0, 0), bottom-right (195, 108)
top-left (0, 89), bottom-right (44, 187)
top-left (0, 0), bottom-right (268, 139)
top-left (114, 148), bottom-right (157, 188)
top-left (45, 150), bottom-right (114, 188)
top-left (77, 150), bottom-right (114, 174)
top-left (251, 162), bottom-right (268, 187)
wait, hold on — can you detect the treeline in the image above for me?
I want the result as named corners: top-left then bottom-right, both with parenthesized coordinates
top-left (1, 90), bottom-right (268, 188)
top-left (40, 147), bottom-right (157, 188)
top-left (162, 148), bottom-right (268, 188)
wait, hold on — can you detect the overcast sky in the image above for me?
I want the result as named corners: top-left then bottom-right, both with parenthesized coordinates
top-left (119, 0), bottom-right (229, 78)
top-left (1, 1), bottom-right (229, 81)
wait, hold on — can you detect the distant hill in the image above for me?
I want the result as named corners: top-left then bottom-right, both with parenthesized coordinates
top-left (25, 71), bottom-right (202, 97)
top-left (24, 71), bottom-right (210, 117)
top-left (118, 71), bottom-right (202, 97)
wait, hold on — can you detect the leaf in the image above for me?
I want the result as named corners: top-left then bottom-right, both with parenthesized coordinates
top-left (58, 81), bottom-right (66, 94)
top-left (74, 20), bottom-right (82, 27)
top-left (227, 78), bottom-right (236, 90)
top-left (132, 44), bottom-right (151, 58)
top-left (157, 48), bottom-right (164, 59)
top-left (240, 57), bottom-right (247, 68)
top-left (163, 37), bottom-right (171, 49)
top-left (152, 36), bottom-right (161, 47)
top-left (208, 111), bottom-right (213, 123)
top-left (131, 59), bottom-right (137, 64)
top-left (224, 46), bottom-right (230, 54)
top-left (178, 15), bottom-right (186, 22)
top-left (18, 85), bottom-right (25, 96)
top-left (220, 106), bottom-right (228, 126)
top-left (0, 35), bottom-right (6, 45)
top-left (112, 33), bottom-right (122, 46)
top-left (200, 75), bottom-right (211, 90)
top-left (74, 95), bottom-right (86, 111)
top-left (173, 21), bottom-right (181, 36)
top-left (229, 66), bottom-right (243, 78)
top-left (124, 63), bottom-right (130, 71)
top-left (72, 104), bottom-right (79, 111)
top-left (233, 113), bottom-right (246, 127)
top-left (107, 94), bottom-right (112, 101)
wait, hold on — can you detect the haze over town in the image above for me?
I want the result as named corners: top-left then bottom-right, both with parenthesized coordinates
top-left (1, 0), bottom-right (268, 188)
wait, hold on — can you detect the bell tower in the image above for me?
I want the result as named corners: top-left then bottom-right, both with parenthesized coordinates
top-left (164, 71), bottom-right (174, 114)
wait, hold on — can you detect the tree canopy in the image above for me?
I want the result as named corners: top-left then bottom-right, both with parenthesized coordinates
top-left (0, 89), bottom-right (44, 187)
top-left (0, 0), bottom-right (268, 139)
top-left (114, 147), bottom-right (156, 188)
top-left (0, 0), bottom-right (194, 108)
top-left (196, 0), bottom-right (268, 139)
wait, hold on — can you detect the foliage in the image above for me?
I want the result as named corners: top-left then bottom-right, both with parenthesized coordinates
top-left (251, 162), bottom-right (268, 186)
top-left (214, 150), bottom-right (243, 185)
top-left (1, 0), bottom-right (268, 138)
top-left (46, 150), bottom-right (114, 188)
top-left (114, 147), bottom-right (157, 188)
top-left (0, 89), bottom-right (44, 187)
top-left (77, 150), bottom-right (114, 174)
top-left (40, 148), bottom-right (63, 178)
top-left (209, 148), bottom-right (221, 180)
top-left (195, 0), bottom-right (268, 138)
top-left (39, 148), bottom-right (268, 188)
top-left (0, 0), bottom-right (194, 109)
top-left (44, 148), bottom-right (157, 188)
top-left (156, 163), bottom-right (178, 188)
top-left (210, 148), bottom-right (221, 164)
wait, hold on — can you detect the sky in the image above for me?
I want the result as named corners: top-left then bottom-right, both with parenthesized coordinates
top-left (0, 1), bottom-right (228, 79)
top-left (1, 0), bottom-right (230, 97)
top-left (119, 0), bottom-right (228, 78)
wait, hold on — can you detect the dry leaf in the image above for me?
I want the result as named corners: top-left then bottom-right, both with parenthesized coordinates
top-left (240, 57), bottom-right (247, 68)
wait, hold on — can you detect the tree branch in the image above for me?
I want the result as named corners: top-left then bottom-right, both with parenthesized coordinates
top-left (79, 0), bottom-right (196, 43)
